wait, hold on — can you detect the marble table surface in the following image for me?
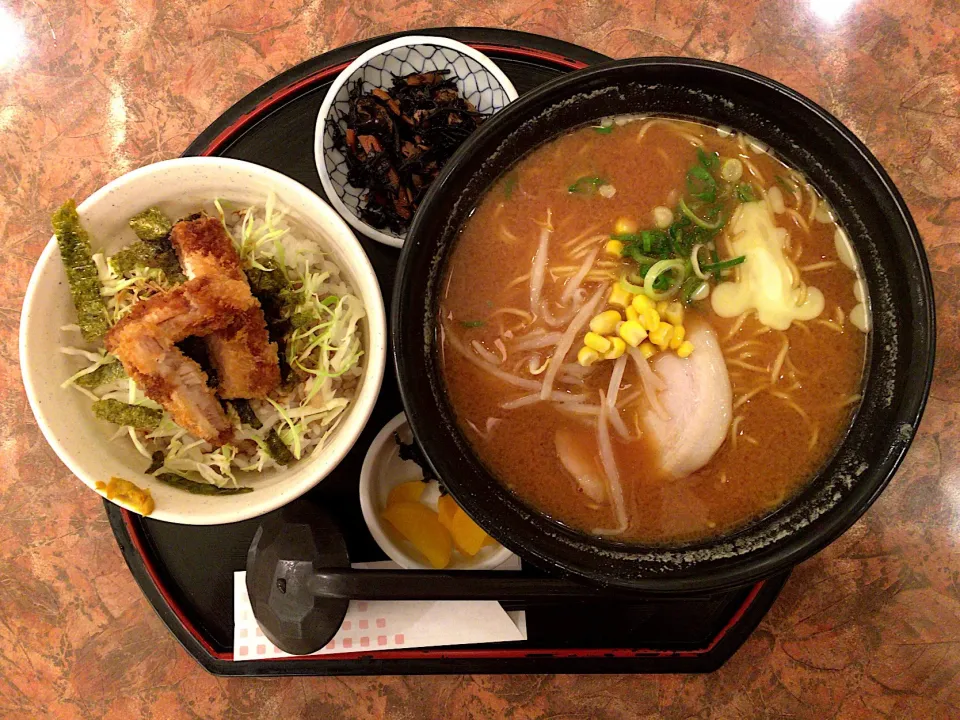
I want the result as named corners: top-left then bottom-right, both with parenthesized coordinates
top-left (1, 0), bottom-right (957, 717)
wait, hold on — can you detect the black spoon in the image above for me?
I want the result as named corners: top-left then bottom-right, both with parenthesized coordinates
top-left (246, 502), bottom-right (615, 655)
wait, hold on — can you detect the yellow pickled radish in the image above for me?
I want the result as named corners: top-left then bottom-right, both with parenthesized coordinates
top-left (482, 534), bottom-right (499, 547)
top-left (449, 507), bottom-right (489, 556)
top-left (387, 480), bottom-right (427, 507)
top-left (382, 502), bottom-right (453, 569)
top-left (437, 493), bottom-right (458, 531)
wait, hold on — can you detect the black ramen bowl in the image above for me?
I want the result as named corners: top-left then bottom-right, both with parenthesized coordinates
top-left (392, 57), bottom-right (935, 593)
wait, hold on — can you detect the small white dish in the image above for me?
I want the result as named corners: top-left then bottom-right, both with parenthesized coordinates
top-left (359, 412), bottom-right (514, 569)
top-left (314, 35), bottom-right (519, 248)
top-left (19, 157), bottom-right (387, 525)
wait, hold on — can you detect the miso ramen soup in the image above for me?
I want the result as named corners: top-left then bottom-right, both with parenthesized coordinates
top-left (440, 116), bottom-right (868, 544)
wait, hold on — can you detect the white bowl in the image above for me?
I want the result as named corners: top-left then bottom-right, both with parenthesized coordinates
top-left (314, 35), bottom-right (519, 248)
top-left (19, 157), bottom-right (387, 525)
top-left (359, 412), bottom-right (515, 569)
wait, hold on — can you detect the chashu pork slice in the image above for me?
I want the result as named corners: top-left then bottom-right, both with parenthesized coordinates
top-left (643, 319), bottom-right (733, 479)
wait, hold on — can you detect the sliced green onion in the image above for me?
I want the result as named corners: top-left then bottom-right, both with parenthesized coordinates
top-left (460, 320), bottom-right (485, 328)
top-left (697, 148), bottom-right (720, 170)
top-left (621, 244), bottom-right (660, 266)
top-left (678, 197), bottom-right (725, 230)
top-left (681, 276), bottom-right (707, 303)
top-left (736, 183), bottom-right (757, 202)
top-left (568, 176), bottom-right (606, 194)
top-left (641, 231), bottom-right (654, 253)
top-left (686, 165), bottom-right (717, 202)
top-left (618, 274), bottom-right (645, 295)
top-left (774, 174), bottom-right (796, 191)
top-left (690, 244), bottom-right (711, 280)
top-left (619, 230), bottom-right (670, 260)
top-left (700, 255), bottom-right (746, 272)
top-left (592, 125), bottom-right (614, 134)
top-left (503, 173), bottom-right (518, 199)
top-left (643, 259), bottom-right (685, 301)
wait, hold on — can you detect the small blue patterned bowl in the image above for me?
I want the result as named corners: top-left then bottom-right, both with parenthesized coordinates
top-left (314, 36), bottom-right (519, 248)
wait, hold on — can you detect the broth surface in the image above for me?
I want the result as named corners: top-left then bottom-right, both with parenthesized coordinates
top-left (441, 117), bottom-right (866, 544)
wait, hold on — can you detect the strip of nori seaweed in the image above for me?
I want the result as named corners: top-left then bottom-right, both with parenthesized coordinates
top-left (144, 450), bottom-right (165, 475)
top-left (74, 360), bottom-right (126, 389)
top-left (263, 429), bottom-right (294, 465)
top-left (230, 399), bottom-right (263, 429)
top-left (229, 400), bottom-right (291, 464)
top-left (92, 399), bottom-right (162, 429)
top-left (52, 200), bottom-right (110, 342)
top-left (245, 260), bottom-right (299, 383)
top-left (108, 239), bottom-right (186, 284)
top-left (129, 207), bottom-right (172, 241)
top-left (155, 472), bottom-right (253, 495)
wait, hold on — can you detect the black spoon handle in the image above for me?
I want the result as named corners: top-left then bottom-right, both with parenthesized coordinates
top-left (307, 569), bottom-right (612, 601)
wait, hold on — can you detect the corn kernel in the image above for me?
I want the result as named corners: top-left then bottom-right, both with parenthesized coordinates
top-left (649, 322), bottom-right (674, 349)
top-left (638, 341), bottom-right (658, 359)
top-left (577, 346), bottom-right (600, 366)
top-left (669, 325), bottom-right (686, 349)
top-left (656, 300), bottom-right (669, 316)
top-left (605, 240), bottom-right (624, 257)
top-left (676, 341), bottom-right (695, 358)
top-left (625, 306), bottom-right (640, 322)
top-left (631, 294), bottom-right (655, 313)
top-left (618, 320), bottom-right (648, 348)
top-left (603, 337), bottom-right (626, 360)
top-left (664, 301), bottom-right (684, 326)
top-left (641, 307), bottom-right (661, 333)
top-left (614, 217), bottom-right (638, 235)
top-left (589, 310), bottom-right (622, 335)
top-left (608, 285), bottom-right (632, 308)
top-left (583, 332), bottom-right (612, 353)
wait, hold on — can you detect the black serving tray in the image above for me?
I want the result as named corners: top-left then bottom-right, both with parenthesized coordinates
top-left (105, 27), bottom-right (789, 676)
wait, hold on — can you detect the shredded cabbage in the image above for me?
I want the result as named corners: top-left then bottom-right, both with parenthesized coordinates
top-left (59, 193), bottom-right (365, 489)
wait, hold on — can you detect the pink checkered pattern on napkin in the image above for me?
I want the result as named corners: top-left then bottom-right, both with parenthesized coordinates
top-left (233, 559), bottom-right (525, 660)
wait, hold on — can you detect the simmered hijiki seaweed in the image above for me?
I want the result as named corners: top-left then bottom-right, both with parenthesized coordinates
top-left (332, 70), bottom-right (486, 233)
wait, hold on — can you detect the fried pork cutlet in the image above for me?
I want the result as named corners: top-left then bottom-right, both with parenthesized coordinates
top-left (105, 276), bottom-right (256, 446)
top-left (169, 216), bottom-right (281, 399)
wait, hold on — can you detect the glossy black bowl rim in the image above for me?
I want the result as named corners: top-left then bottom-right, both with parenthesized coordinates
top-left (392, 56), bottom-right (936, 593)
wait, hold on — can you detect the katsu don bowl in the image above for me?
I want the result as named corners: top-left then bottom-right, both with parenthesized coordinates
top-left (394, 58), bottom-right (934, 592)
top-left (21, 157), bottom-right (387, 525)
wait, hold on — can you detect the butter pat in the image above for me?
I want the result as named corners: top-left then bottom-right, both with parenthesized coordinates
top-left (711, 202), bottom-right (824, 330)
